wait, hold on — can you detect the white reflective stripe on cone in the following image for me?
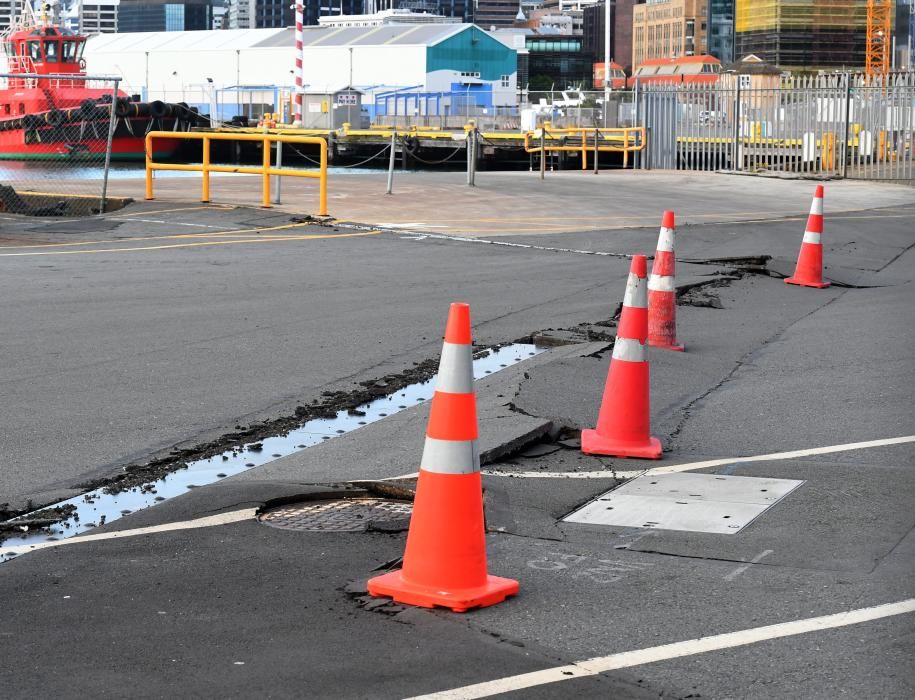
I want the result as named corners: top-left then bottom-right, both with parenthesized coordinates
top-left (612, 337), bottom-right (646, 362)
top-left (435, 342), bottom-right (474, 394)
top-left (623, 272), bottom-right (648, 309)
top-left (656, 227), bottom-right (675, 252)
top-left (802, 231), bottom-right (822, 245)
top-left (648, 273), bottom-right (676, 293)
top-left (809, 196), bottom-right (823, 216)
top-left (420, 437), bottom-right (480, 474)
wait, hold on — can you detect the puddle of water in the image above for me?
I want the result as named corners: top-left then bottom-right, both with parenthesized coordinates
top-left (0, 343), bottom-right (543, 561)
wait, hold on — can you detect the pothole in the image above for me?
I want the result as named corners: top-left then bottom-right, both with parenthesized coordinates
top-left (259, 498), bottom-right (413, 533)
top-left (0, 342), bottom-right (543, 559)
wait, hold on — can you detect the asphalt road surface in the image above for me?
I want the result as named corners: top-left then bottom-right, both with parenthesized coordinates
top-left (0, 174), bottom-right (912, 699)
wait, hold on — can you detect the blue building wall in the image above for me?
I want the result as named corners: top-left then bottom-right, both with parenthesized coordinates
top-left (426, 25), bottom-right (517, 82)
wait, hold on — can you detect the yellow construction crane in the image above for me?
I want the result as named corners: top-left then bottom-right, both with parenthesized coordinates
top-left (865, 0), bottom-right (893, 82)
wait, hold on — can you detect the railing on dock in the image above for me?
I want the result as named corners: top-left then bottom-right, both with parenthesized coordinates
top-left (145, 131), bottom-right (328, 214)
top-left (522, 126), bottom-right (646, 170)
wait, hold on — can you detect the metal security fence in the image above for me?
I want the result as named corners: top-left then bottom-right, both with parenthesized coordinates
top-left (635, 73), bottom-right (915, 181)
top-left (0, 73), bottom-right (120, 215)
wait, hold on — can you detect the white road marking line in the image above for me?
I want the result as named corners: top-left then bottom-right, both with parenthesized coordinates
top-left (0, 508), bottom-right (257, 558)
top-left (404, 598), bottom-right (915, 700)
top-left (484, 435), bottom-right (915, 480)
top-left (376, 222), bottom-right (431, 228)
top-left (108, 217), bottom-right (227, 229)
top-left (723, 549), bottom-right (774, 581)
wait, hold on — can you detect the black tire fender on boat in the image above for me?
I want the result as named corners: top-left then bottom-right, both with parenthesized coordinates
top-left (23, 114), bottom-right (42, 129)
top-left (149, 100), bottom-right (170, 118)
top-left (80, 98), bottom-right (99, 118)
top-left (114, 97), bottom-right (131, 118)
top-left (45, 109), bottom-right (66, 127)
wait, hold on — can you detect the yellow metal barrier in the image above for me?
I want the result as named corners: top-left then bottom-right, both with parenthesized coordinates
top-left (145, 131), bottom-right (328, 215)
top-left (821, 132), bottom-right (836, 170)
top-left (522, 127), bottom-right (646, 169)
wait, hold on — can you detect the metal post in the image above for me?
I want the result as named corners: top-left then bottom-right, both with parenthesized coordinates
top-left (633, 80), bottom-right (641, 169)
top-left (386, 132), bottom-right (396, 194)
top-left (471, 128), bottom-right (478, 186)
top-left (99, 78), bottom-right (120, 214)
top-left (603, 0), bottom-right (611, 129)
top-left (593, 128), bottom-right (599, 174)
top-left (466, 130), bottom-right (472, 185)
top-left (272, 140), bottom-right (283, 204)
top-left (733, 80), bottom-right (742, 171)
top-left (540, 129), bottom-right (546, 180)
top-left (841, 72), bottom-right (851, 179)
top-left (262, 135), bottom-right (271, 208)
top-left (201, 136), bottom-right (210, 202)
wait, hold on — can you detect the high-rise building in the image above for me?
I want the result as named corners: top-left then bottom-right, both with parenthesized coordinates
top-left (539, 0), bottom-right (601, 35)
top-left (375, 0), bottom-right (473, 24)
top-left (80, 1), bottom-right (120, 34)
top-left (0, 0), bottom-right (17, 33)
top-left (734, 0), bottom-right (868, 70)
top-left (706, 0), bottom-right (733, 63)
top-left (118, 0), bottom-right (216, 32)
top-left (525, 32), bottom-right (595, 88)
top-left (581, 0), bottom-right (637, 72)
top-left (475, 0), bottom-right (522, 29)
top-left (895, 0), bottom-right (912, 69)
top-left (318, 9), bottom-right (461, 26)
top-left (632, 0), bottom-right (708, 69)
top-left (581, 1), bottom-right (606, 57)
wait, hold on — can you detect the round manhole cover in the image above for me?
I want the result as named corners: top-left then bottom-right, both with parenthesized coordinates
top-left (258, 498), bottom-right (413, 532)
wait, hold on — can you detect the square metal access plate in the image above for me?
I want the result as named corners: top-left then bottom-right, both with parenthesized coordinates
top-left (562, 473), bottom-right (804, 534)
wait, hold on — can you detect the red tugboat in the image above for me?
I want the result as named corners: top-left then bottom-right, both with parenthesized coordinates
top-left (0, 1), bottom-right (207, 161)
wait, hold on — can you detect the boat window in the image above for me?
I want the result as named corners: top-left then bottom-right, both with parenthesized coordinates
top-left (44, 40), bottom-right (59, 62)
top-left (62, 41), bottom-right (78, 62)
top-left (28, 41), bottom-right (42, 61)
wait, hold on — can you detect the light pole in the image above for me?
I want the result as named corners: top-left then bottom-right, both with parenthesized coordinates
top-left (348, 47), bottom-right (354, 126)
top-left (603, 0), bottom-right (610, 127)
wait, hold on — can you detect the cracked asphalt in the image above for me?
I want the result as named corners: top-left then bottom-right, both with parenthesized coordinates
top-left (0, 172), bottom-right (913, 698)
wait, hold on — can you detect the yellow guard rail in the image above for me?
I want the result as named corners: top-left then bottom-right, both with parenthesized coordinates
top-left (145, 131), bottom-right (328, 215)
top-left (523, 126), bottom-right (646, 169)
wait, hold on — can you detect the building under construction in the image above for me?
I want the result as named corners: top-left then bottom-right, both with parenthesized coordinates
top-left (735, 0), bottom-right (871, 70)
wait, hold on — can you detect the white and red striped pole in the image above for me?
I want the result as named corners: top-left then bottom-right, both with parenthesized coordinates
top-left (293, 3), bottom-right (304, 127)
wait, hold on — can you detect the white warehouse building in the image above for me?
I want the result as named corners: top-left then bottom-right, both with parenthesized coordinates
top-left (85, 24), bottom-right (519, 122)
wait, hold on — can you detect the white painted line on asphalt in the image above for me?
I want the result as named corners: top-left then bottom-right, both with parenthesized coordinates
top-left (484, 435), bottom-right (915, 480)
top-left (108, 217), bottom-right (228, 229)
top-left (723, 549), bottom-right (774, 581)
top-left (0, 508), bottom-right (257, 558)
top-left (404, 598), bottom-right (915, 700)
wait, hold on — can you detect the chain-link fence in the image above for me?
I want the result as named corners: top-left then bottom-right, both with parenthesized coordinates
top-left (0, 73), bottom-right (121, 215)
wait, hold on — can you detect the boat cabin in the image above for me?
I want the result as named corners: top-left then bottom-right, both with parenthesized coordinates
top-left (3, 25), bottom-right (86, 76)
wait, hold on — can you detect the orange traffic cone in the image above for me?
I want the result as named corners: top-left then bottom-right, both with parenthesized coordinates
top-left (581, 255), bottom-right (662, 459)
top-left (648, 210), bottom-right (684, 352)
top-left (785, 185), bottom-right (830, 289)
top-left (367, 303), bottom-right (519, 612)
